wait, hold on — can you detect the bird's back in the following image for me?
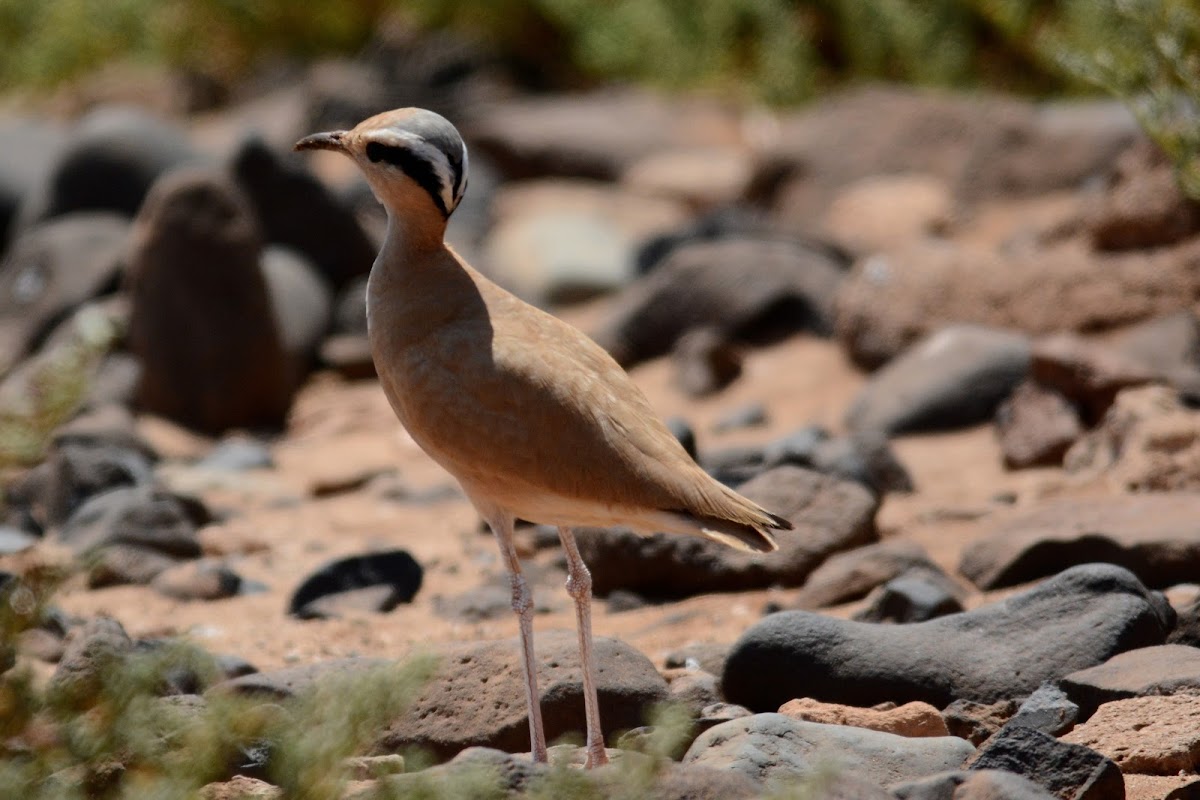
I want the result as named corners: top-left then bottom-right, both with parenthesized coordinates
top-left (368, 246), bottom-right (790, 551)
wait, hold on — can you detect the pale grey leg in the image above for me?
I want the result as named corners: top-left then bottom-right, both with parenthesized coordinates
top-left (485, 511), bottom-right (548, 763)
top-left (557, 527), bottom-right (608, 768)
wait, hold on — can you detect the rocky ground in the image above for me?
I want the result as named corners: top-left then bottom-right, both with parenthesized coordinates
top-left (4, 31), bottom-right (1200, 800)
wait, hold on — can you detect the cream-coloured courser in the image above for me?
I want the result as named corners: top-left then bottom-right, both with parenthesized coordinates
top-left (296, 108), bottom-right (791, 768)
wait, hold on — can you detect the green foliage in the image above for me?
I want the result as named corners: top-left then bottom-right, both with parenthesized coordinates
top-left (1047, 0), bottom-right (1200, 198)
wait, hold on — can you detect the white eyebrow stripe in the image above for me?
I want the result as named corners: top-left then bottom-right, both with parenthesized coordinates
top-left (367, 129), bottom-right (457, 212)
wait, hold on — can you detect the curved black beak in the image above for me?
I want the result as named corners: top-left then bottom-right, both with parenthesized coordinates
top-left (294, 131), bottom-right (347, 152)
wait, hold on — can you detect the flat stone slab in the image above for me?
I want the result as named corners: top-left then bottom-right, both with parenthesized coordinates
top-left (960, 494), bottom-right (1200, 590)
top-left (723, 564), bottom-right (1172, 710)
top-left (1059, 644), bottom-right (1200, 717)
top-left (1062, 692), bottom-right (1200, 775)
top-left (683, 712), bottom-right (973, 788)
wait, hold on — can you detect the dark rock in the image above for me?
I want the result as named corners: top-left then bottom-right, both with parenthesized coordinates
top-left (671, 328), bottom-right (742, 398)
top-left (18, 107), bottom-right (200, 227)
top-left (760, 426), bottom-right (914, 495)
top-left (378, 631), bottom-right (668, 759)
top-left (604, 589), bottom-right (648, 613)
top-left (593, 236), bottom-right (845, 368)
top-left (213, 653), bottom-right (258, 681)
top-left (57, 485), bottom-right (207, 587)
top-left (47, 617), bottom-right (133, 707)
top-left (665, 416), bottom-right (697, 461)
top-left (9, 441), bottom-right (154, 532)
top-left (1031, 332), bottom-right (1156, 425)
top-left (682, 712), bottom-right (973, 787)
top-left (1004, 682), bottom-right (1079, 737)
top-left (1170, 596), bottom-right (1200, 648)
top-left (1167, 782), bottom-right (1200, 800)
top-left (634, 206), bottom-right (779, 275)
top-left (723, 564), bottom-right (1173, 711)
top-left (794, 540), bottom-right (949, 609)
top-left (942, 699), bottom-right (1019, 746)
top-left (854, 573), bottom-right (965, 623)
top-left (126, 168), bottom-right (293, 434)
top-left (995, 380), bottom-right (1083, 469)
top-left (833, 238), bottom-right (1200, 370)
top-left (259, 245), bottom-right (332, 385)
top-left (959, 494), bottom-right (1200, 591)
top-left (846, 325), bottom-right (1030, 435)
top-left (50, 404), bottom-right (155, 461)
top-left (893, 770), bottom-right (1059, 800)
top-left (289, 550), bottom-right (423, 619)
top-left (711, 402), bottom-right (767, 433)
top-left (1058, 644), bottom-right (1200, 719)
top-left (151, 558), bottom-right (242, 601)
top-left (231, 136), bottom-right (375, 289)
top-left (0, 213), bottom-right (128, 375)
top-left (1092, 139), bottom-right (1200, 251)
top-left (577, 465), bottom-right (878, 598)
top-left (969, 726), bottom-right (1124, 800)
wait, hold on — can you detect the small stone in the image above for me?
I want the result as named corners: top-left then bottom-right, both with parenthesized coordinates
top-left (969, 725), bottom-right (1124, 800)
top-left (1059, 644), bottom-right (1200, 718)
top-left (151, 558), bottom-right (242, 601)
top-left (778, 697), bottom-right (949, 737)
top-left (289, 550), bottom-right (423, 620)
top-left (854, 573), bottom-right (964, 623)
top-left (671, 328), bottom-right (743, 398)
top-left (1004, 682), bottom-right (1079, 737)
top-left (942, 699), bottom-right (1019, 746)
top-left (846, 325), bottom-right (1031, 435)
top-left (996, 380), bottom-right (1083, 469)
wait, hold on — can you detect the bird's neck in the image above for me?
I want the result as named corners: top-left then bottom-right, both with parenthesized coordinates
top-left (381, 205), bottom-right (448, 257)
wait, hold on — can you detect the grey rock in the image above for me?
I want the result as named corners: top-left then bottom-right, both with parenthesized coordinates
top-left (846, 325), bottom-right (1031, 435)
top-left (893, 769), bottom-right (1058, 800)
top-left (682, 712), bottom-right (973, 787)
top-left (942, 699), bottom-right (1019, 747)
top-left (18, 107), bottom-right (200, 227)
top-left (1058, 644), bottom-right (1200, 719)
top-left (9, 441), bottom-right (154, 533)
top-left (711, 402), bottom-right (767, 433)
top-left (0, 117), bottom-right (67, 249)
top-left (151, 558), bottom-right (243, 601)
top-left (794, 540), bottom-right (949, 609)
top-left (231, 136), bottom-right (374, 289)
top-left (259, 244), bottom-right (332, 383)
top-left (854, 573), bottom-right (965, 624)
top-left (723, 564), bottom-right (1172, 711)
top-left (47, 617), bottom-right (133, 708)
top-left (0, 213), bottom-right (128, 375)
top-left (594, 236), bottom-right (845, 368)
top-left (0, 526), bottom-right (37, 554)
top-left (215, 656), bottom-right (390, 701)
top-left (668, 671), bottom-right (721, 716)
top-left (577, 465), bottom-right (878, 598)
top-left (197, 437), bottom-right (274, 472)
top-left (378, 631), bottom-right (667, 760)
top-left (57, 485), bottom-right (207, 587)
top-left (959, 494), bottom-right (1200, 590)
top-left (665, 643), bottom-right (730, 676)
top-left (969, 726), bottom-right (1124, 800)
top-left (1004, 682), bottom-right (1079, 737)
top-left (672, 327), bottom-right (743, 398)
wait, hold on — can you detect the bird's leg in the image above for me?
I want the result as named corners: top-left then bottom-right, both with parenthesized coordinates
top-left (488, 513), bottom-right (548, 763)
top-left (557, 527), bottom-right (608, 768)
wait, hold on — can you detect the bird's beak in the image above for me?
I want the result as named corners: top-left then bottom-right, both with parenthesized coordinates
top-left (294, 131), bottom-right (347, 153)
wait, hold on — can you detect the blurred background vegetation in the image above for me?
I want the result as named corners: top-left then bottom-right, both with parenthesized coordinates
top-left (2, 0), bottom-right (1197, 192)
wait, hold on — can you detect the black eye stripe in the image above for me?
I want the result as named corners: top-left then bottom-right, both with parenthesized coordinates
top-left (364, 141), bottom-right (450, 217)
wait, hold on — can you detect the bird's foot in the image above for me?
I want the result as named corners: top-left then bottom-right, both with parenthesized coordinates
top-left (584, 742), bottom-right (609, 769)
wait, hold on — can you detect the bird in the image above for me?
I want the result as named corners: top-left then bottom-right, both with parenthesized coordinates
top-left (295, 108), bottom-right (791, 768)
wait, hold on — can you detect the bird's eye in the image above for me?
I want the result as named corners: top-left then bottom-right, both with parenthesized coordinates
top-left (366, 142), bottom-right (406, 165)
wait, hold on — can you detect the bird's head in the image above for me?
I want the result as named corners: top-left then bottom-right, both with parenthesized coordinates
top-left (295, 108), bottom-right (468, 232)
